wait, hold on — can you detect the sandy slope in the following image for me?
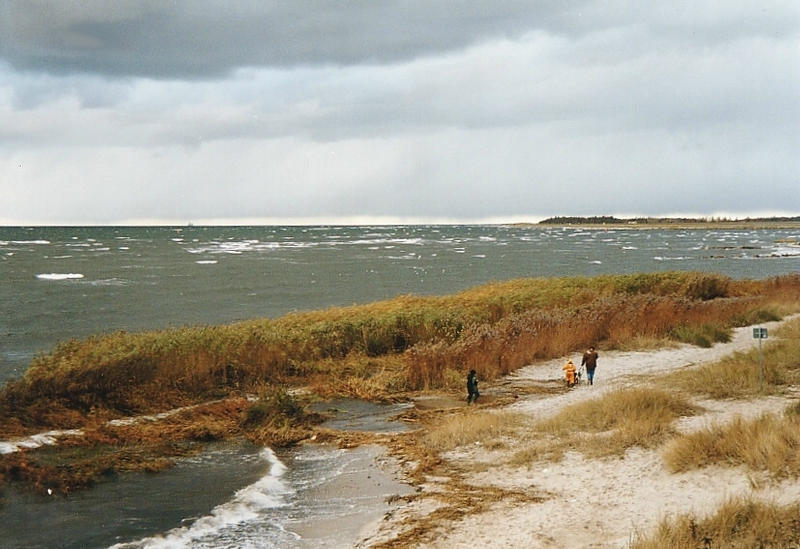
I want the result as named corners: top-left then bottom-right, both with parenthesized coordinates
top-left (361, 315), bottom-right (800, 548)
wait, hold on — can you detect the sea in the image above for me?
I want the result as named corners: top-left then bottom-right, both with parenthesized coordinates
top-left (1, 224), bottom-right (799, 548)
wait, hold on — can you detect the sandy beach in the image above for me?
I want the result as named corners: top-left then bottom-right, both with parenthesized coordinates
top-left (358, 314), bottom-right (800, 548)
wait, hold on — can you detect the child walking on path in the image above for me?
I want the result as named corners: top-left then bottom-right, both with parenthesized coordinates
top-left (466, 370), bottom-right (479, 404)
top-left (562, 359), bottom-right (577, 387)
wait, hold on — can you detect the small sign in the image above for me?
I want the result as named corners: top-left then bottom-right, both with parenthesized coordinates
top-left (753, 327), bottom-right (768, 339)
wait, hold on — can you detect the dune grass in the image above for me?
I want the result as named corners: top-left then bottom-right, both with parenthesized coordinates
top-left (631, 498), bottom-right (800, 549)
top-left (660, 317), bottom-right (800, 400)
top-left (663, 404), bottom-right (800, 478)
top-left (421, 410), bottom-right (526, 453)
top-left (510, 388), bottom-right (699, 465)
top-left (1, 272), bottom-right (799, 433)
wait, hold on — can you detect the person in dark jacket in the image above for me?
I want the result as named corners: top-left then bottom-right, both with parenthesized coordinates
top-left (466, 369), bottom-right (479, 404)
top-left (581, 346), bottom-right (599, 385)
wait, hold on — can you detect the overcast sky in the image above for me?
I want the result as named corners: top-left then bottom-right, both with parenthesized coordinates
top-left (1, 1), bottom-right (798, 225)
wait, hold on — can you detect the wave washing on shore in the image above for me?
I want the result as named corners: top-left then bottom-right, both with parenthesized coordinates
top-left (110, 447), bottom-right (296, 549)
top-left (0, 400), bottom-right (413, 549)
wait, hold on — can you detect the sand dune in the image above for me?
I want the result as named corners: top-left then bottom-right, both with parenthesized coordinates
top-left (361, 315), bottom-right (800, 548)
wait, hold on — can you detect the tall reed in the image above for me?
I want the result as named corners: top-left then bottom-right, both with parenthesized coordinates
top-left (1, 272), bottom-right (798, 428)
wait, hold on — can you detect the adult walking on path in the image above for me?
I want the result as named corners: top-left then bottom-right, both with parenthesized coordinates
top-left (582, 346), bottom-right (599, 385)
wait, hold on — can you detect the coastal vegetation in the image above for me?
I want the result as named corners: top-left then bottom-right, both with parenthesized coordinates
top-left (1, 271), bottom-right (800, 499)
top-left (663, 407), bottom-right (800, 478)
top-left (538, 215), bottom-right (800, 228)
top-left (1, 271), bottom-right (799, 437)
top-left (661, 315), bottom-right (800, 399)
top-left (511, 388), bottom-right (699, 464)
top-left (631, 498), bottom-right (800, 549)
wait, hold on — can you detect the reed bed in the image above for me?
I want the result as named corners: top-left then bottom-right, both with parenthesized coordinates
top-left (1, 272), bottom-right (799, 431)
top-left (631, 498), bottom-right (800, 549)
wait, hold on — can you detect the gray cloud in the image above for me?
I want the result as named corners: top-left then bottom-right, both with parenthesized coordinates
top-left (1, 1), bottom-right (798, 224)
top-left (3, 1), bottom-right (798, 78)
top-left (1, 0), bottom-right (570, 78)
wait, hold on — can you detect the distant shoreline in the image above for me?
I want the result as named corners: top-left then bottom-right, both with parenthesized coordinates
top-left (3, 217), bottom-right (799, 229)
top-left (515, 219), bottom-right (800, 231)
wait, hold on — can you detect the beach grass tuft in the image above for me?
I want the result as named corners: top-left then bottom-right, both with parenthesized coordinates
top-left (663, 406), bottom-right (800, 477)
top-left (511, 387), bottom-right (699, 464)
top-left (631, 498), bottom-right (800, 549)
top-left (422, 410), bottom-right (525, 453)
top-left (660, 317), bottom-right (800, 399)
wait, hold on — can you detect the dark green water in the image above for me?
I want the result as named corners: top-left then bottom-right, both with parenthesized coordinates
top-left (2, 225), bottom-right (799, 384)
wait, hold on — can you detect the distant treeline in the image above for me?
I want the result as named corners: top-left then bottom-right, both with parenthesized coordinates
top-left (539, 216), bottom-right (800, 225)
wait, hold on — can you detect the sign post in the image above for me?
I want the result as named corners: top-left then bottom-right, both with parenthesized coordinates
top-left (753, 327), bottom-right (768, 392)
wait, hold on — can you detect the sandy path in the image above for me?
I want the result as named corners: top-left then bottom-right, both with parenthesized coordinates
top-left (362, 314), bottom-right (800, 548)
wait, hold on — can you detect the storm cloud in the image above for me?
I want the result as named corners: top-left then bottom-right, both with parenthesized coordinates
top-left (1, 1), bottom-right (798, 224)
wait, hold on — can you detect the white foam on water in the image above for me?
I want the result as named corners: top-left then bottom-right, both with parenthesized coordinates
top-left (110, 447), bottom-right (294, 549)
top-left (195, 260), bottom-right (218, 265)
top-left (88, 278), bottom-right (129, 287)
top-left (35, 273), bottom-right (85, 280)
top-left (0, 429), bottom-right (84, 455)
top-left (1, 240), bottom-right (51, 245)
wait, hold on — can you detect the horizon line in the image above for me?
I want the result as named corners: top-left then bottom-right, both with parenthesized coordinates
top-left (2, 211), bottom-right (799, 228)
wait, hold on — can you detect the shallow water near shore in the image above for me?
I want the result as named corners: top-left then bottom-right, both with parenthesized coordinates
top-left (0, 399), bottom-right (413, 549)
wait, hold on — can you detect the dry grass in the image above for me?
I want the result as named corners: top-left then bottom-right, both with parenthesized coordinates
top-left (2, 272), bottom-right (799, 434)
top-left (631, 498), bottom-right (800, 549)
top-left (511, 388), bottom-right (699, 465)
top-left (421, 409), bottom-right (525, 453)
top-left (661, 317), bottom-right (800, 399)
top-left (663, 405), bottom-right (800, 478)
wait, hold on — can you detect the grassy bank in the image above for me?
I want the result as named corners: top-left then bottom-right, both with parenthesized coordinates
top-left (2, 272), bottom-right (799, 434)
top-left (0, 388), bottom-right (319, 494)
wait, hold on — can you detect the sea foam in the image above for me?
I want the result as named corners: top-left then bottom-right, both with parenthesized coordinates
top-left (110, 447), bottom-right (293, 549)
top-left (35, 273), bottom-right (84, 280)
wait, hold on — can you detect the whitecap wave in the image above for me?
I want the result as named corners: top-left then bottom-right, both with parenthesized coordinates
top-left (110, 447), bottom-right (293, 549)
top-left (36, 273), bottom-right (84, 280)
top-left (1, 240), bottom-right (51, 245)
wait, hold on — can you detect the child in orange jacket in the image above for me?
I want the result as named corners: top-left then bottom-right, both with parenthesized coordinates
top-left (562, 359), bottom-right (576, 387)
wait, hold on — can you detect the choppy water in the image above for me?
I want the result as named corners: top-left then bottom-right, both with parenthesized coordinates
top-left (1, 224), bottom-right (799, 548)
top-left (2, 225), bottom-right (799, 385)
top-left (0, 439), bottom-right (411, 549)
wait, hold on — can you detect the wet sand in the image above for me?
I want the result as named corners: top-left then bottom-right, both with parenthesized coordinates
top-left (290, 444), bottom-right (413, 548)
